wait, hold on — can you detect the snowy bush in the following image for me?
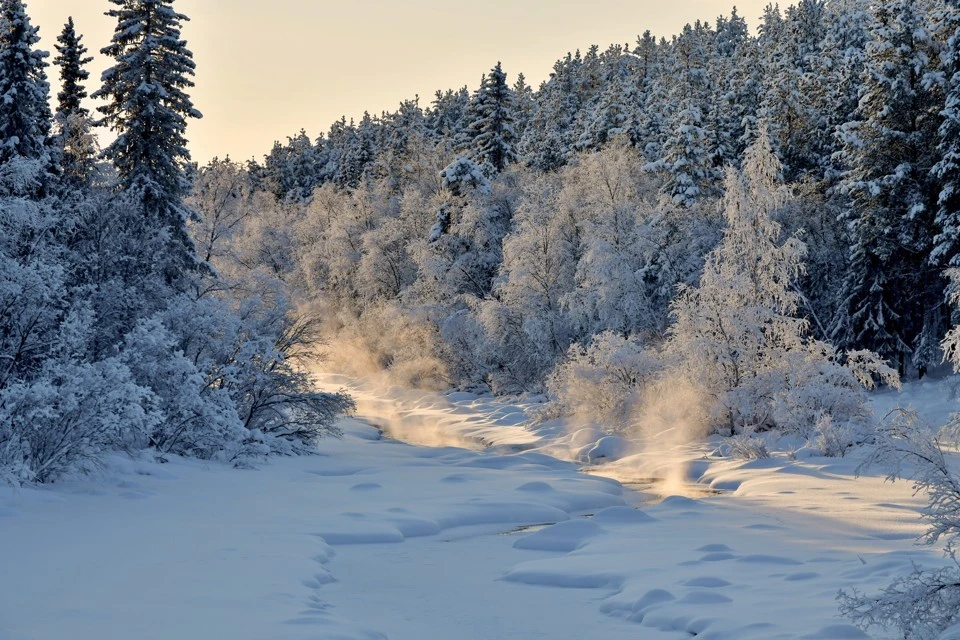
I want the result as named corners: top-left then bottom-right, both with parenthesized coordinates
top-left (839, 410), bottom-right (960, 638)
top-left (0, 359), bottom-right (159, 483)
top-left (159, 293), bottom-right (355, 452)
top-left (320, 302), bottom-right (450, 391)
top-left (546, 332), bottom-right (661, 434)
top-left (727, 434), bottom-right (771, 460)
top-left (808, 415), bottom-right (858, 458)
top-left (121, 316), bottom-right (246, 461)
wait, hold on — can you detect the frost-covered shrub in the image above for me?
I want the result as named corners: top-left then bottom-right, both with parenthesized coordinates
top-left (727, 434), bottom-right (770, 460)
top-left (321, 302), bottom-right (450, 391)
top-left (0, 196), bottom-right (65, 390)
top-left (0, 359), bottom-right (159, 483)
top-left (839, 410), bottom-right (960, 638)
top-left (808, 415), bottom-right (857, 458)
top-left (546, 332), bottom-right (660, 433)
top-left (436, 307), bottom-right (492, 391)
top-left (160, 292), bottom-right (355, 451)
top-left (122, 316), bottom-right (246, 460)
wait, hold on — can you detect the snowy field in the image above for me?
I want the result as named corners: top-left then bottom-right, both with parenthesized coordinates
top-left (0, 374), bottom-right (955, 640)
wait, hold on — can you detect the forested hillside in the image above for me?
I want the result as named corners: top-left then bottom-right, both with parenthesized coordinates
top-left (202, 0), bottom-right (960, 430)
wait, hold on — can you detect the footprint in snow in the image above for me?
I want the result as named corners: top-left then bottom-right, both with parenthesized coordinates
top-left (349, 483), bottom-right (383, 492)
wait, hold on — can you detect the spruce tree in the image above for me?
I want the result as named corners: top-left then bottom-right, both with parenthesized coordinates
top-left (654, 22), bottom-right (716, 206)
top-left (835, 0), bottom-right (943, 372)
top-left (426, 86), bottom-right (470, 139)
top-left (933, 0), bottom-right (960, 269)
top-left (813, 0), bottom-right (870, 182)
top-left (94, 0), bottom-right (203, 281)
top-left (512, 73), bottom-right (534, 136)
top-left (758, 0), bottom-right (827, 181)
top-left (53, 17), bottom-right (95, 185)
top-left (463, 62), bottom-right (519, 174)
top-left (0, 0), bottom-right (52, 169)
top-left (53, 17), bottom-right (91, 118)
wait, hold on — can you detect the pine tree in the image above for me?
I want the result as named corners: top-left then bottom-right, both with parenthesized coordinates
top-left (574, 47), bottom-right (643, 152)
top-left (462, 62), bottom-right (519, 174)
top-left (426, 86), bottom-right (470, 139)
top-left (0, 0), bottom-right (52, 171)
top-left (635, 34), bottom-right (669, 162)
top-left (53, 17), bottom-right (95, 185)
top-left (708, 9), bottom-right (752, 169)
top-left (520, 53), bottom-right (585, 171)
top-left (94, 0), bottom-right (203, 282)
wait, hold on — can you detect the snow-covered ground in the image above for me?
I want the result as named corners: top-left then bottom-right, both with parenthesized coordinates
top-left (1, 374), bottom-right (955, 640)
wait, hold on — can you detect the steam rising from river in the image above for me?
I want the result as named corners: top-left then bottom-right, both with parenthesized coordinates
top-left (310, 302), bottom-right (714, 498)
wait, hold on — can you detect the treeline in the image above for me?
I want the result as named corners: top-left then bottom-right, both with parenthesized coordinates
top-left (0, 0), bottom-right (352, 485)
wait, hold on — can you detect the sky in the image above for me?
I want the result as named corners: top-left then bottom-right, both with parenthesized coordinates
top-left (31, 0), bottom-right (772, 164)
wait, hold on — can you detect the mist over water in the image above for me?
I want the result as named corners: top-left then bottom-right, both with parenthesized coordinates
top-left (309, 315), bottom-right (716, 499)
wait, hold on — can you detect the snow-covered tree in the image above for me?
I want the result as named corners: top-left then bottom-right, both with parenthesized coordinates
top-left (758, 0), bottom-right (828, 180)
top-left (563, 139), bottom-right (655, 338)
top-left (52, 17), bottom-right (96, 185)
top-left (426, 86), bottom-right (470, 139)
top-left (53, 17), bottom-right (91, 118)
top-left (933, 0), bottom-right (960, 269)
top-left (461, 62), bottom-right (519, 174)
top-left (668, 129), bottom-right (887, 434)
top-left (94, 0), bottom-right (203, 283)
top-left (519, 53), bottom-right (584, 172)
top-left (834, 0), bottom-right (944, 374)
top-left (0, 0), bottom-right (52, 174)
top-left (650, 23), bottom-right (717, 206)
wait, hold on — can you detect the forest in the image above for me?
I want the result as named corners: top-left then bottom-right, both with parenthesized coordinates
top-left (2, 0), bottom-right (960, 636)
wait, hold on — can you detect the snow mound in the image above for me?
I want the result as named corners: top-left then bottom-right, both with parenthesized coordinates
top-left (512, 519), bottom-right (605, 552)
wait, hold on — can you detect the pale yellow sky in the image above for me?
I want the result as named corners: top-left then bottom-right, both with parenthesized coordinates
top-left (31, 0), bottom-right (771, 163)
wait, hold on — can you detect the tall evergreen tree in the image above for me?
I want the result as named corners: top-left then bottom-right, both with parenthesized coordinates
top-left (426, 86), bottom-right (470, 139)
top-left (759, 0), bottom-right (828, 180)
top-left (653, 22), bottom-right (717, 206)
top-left (0, 0), bottom-right (52, 171)
top-left (813, 0), bottom-right (870, 182)
top-left (834, 0), bottom-right (943, 372)
top-left (53, 17), bottom-right (91, 118)
top-left (93, 0), bottom-right (203, 281)
top-left (519, 52), bottom-right (585, 171)
top-left (512, 72), bottom-right (534, 134)
top-left (933, 0), bottom-right (960, 269)
top-left (708, 9), bottom-right (752, 168)
top-left (462, 62), bottom-right (519, 174)
top-left (53, 16), bottom-right (95, 185)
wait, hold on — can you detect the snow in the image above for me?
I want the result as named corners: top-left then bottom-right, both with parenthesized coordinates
top-left (1, 374), bottom-right (956, 639)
